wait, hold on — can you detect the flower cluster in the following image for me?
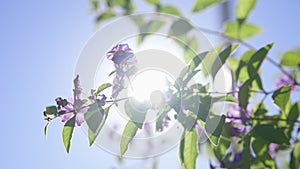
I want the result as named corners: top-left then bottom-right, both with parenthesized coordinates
top-left (107, 44), bottom-right (137, 98)
top-left (55, 75), bottom-right (88, 126)
top-left (44, 44), bottom-right (135, 129)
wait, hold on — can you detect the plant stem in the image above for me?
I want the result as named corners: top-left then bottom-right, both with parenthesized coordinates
top-left (106, 97), bottom-right (132, 103)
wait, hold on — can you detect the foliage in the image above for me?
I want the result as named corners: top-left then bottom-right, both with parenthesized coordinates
top-left (42, 0), bottom-right (300, 169)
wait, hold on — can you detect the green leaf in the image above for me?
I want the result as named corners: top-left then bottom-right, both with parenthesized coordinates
top-left (254, 103), bottom-right (268, 116)
top-left (197, 96), bottom-right (211, 122)
top-left (158, 5), bottom-right (181, 16)
top-left (45, 106), bottom-right (57, 115)
top-left (235, 50), bottom-right (255, 82)
top-left (147, 20), bottom-right (165, 33)
top-left (108, 70), bottom-right (116, 76)
top-left (288, 102), bottom-right (300, 122)
top-left (107, 0), bottom-right (134, 11)
top-left (44, 123), bottom-right (49, 137)
top-left (242, 135), bottom-right (252, 169)
top-left (212, 123), bottom-right (232, 161)
top-left (124, 99), bottom-right (150, 128)
top-left (192, 0), bottom-right (221, 12)
top-left (146, 0), bottom-right (160, 5)
top-left (62, 116), bottom-right (76, 153)
top-left (235, 0), bottom-right (256, 24)
top-left (280, 51), bottom-right (300, 66)
top-left (213, 95), bottom-right (238, 103)
top-left (183, 37), bottom-right (199, 63)
top-left (189, 51), bottom-right (209, 71)
top-left (205, 115), bottom-right (226, 145)
top-left (120, 121), bottom-right (138, 157)
top-left (169, 19), bottom-right (193, 37)
top-left (136, 19), bottom-right (165, 45)
top-left (96, 83), bottom-right (112, 94)
top-left (84, 104), bottom-right (110, 146)
top-left (96, 11), bottom-right (115, 25)
top-left (89, 0), bottom-right (99, 9)
top-left (183, 128), bottom-right (198, 169)
top-left (211, 44), bottom-right (239, 78)
top-left (225, 21), bottom-right (262, 40)
top-left (238, 79), bottom-right (252, 109)
top-left (227, 58), bottom-right (240, 81)
top-left (253, 124), bottom-right (289, 145)
top-left (252, 137), bottom-right (275, 169)
top-left (182, 69), bottom-right (201, 87)
top-left (290, 142), bottom-right (300, 169)
top-left (156, 106), bottom-right (171, 131)
top-left (178, 132), bottom-right (185, 165)
top-left (248, 43), bottom-right (273, 72)
top-left (287, 102), bottom-right (300, 138)
top-left (245, 43), bottom-right (273, 90)
top-left (272, 86), bottom-right (292, 113)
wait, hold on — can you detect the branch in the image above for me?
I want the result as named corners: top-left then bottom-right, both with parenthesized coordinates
top-left (197, 26), bottom-right (300, 86)
top-left (225, 115), bottom-right (300, 124)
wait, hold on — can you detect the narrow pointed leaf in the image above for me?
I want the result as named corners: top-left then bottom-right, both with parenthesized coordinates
top-left (242, 135), bottom-right (252, 169)
top-left (169, 19), bottom-right (193, 37)
top-left (280, 51), bottom-right (300, 66)
top-left (158, 5), bottom-right (181, 16)
top-left (45, 106), bottom-right (58, 115)
top-left (96, 83), bottom-right (112, 94)
top-left (248, 43), bottom-right (273, 72)
top-left (205, 115), bottom-right (226, 145)
top-left (290, 142), bottom-right (300, 169)
top-left (252, 137), bottom-right (276, 168)
top-left (211, 44), bottom-right (238, 78)
top-left (225, 21), bottom-right (262, 40)
top-left (178, 131), bottom-right (185, 165)
top-left (236, 0), bottom-right (256, 24)
top-left (253, 124), bottom-right (289, 145)
top-left (44, 123), bottom-right (49, 137)
top-left (189, 51), bottom-right (209, 71)
top-left (145, 0), bottom-right (160, 5)
top-left (85, 104), bottom-right (111, 146)
top-left (238, 79), bottom-right (252, 109)
top-left (62, 116), bottom-right (76, 153)
top-left (192, 0), bottom-right (221, 12)
top-left (272, 86), bottom-right (292, 113)
top-left (120, 121), bottom-right (138, 157)
top-left (183, 128), bottom-right (198, 169)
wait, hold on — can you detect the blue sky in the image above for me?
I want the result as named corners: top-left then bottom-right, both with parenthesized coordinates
top-left (1, 0), bottom-right (300, 169)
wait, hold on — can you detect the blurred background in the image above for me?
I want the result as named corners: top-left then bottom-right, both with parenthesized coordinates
top-left (1, 0), bottom-right (300, 168)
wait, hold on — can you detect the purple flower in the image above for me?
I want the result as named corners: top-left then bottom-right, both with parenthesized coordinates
top-left (226, 104), bottom-right (252, 125)
top-left (56, 75), bottom-right (88, 126)
top-left (268, 143), bottom-right (278, 159)
top-left (232, 152), bottom-right (243, 163)
top-left (56, 98), bottom-right (88, 126)
top-left (107, 44), bottom-right (137, 98)
top-left (195, 122), bottom-right (204, 136)
top-left (226, 83), bottom-right (252, 136)
top-left (107, 44), bottom-right (133, 64)
top-left (111, 74), bottom-right (124, 99)
top-left (96, 94), bottom-right (107, 106)
top-left (275, 74), bottom-right (297, 92)
top-left (220, 152), bottom-right (244, 169)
